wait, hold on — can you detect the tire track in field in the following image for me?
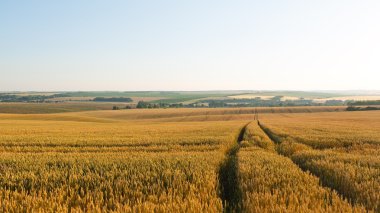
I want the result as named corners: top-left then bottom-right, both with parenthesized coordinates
top-left (256, 121), bottom-right (359, 209)
top-left (218, 122), bottom-right (250, 213)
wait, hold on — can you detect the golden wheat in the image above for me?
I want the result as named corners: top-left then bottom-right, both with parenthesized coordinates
top-left (260, 111), bottom-right (380, 211)
top-left (0, 108), bottom-right (379, 212)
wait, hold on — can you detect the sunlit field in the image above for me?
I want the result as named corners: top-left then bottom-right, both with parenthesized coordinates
top-left (260, 111), bottom-right (380, 211)
top-left (0, 108), bottom-right (379, 212)
top-left (3, 0), bottom-right (380, 212)
top-left (0, 109), bottom-right (245, 212)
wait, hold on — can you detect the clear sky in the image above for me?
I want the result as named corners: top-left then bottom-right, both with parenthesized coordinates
top-left (1, 0), bottom-right (379, 91)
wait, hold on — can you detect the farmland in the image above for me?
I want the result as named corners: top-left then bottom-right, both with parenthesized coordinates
top-left (0, 107), bottom-right (379, 212)
top-left (3, 90), bottom-right (380, 109)
top-left (0, 102), bottom-right (128, 114)
top-left (259, 111), bottom-right (380, 211)
top-left (3, 0), bottom-right (380, 212)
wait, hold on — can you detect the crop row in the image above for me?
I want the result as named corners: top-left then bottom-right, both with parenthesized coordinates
top-left (238, 122), bottom-right (365, 212)
top-left (259, 113), bottom-right (380, 212)
top-left (260, 111), bottom-right (380, 149)
top-left (0, 152), bottom-right (224, 212)
top-left (0, 120), bottom-right (241, 153)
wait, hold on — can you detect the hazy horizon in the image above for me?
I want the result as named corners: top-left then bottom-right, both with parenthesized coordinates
top-left (1, 1), bottom-right (380, 91)
top-left (2, 90), bottom-right (380, 95)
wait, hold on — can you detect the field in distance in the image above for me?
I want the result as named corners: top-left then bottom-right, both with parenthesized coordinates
top-left (2, 91), bottom-right (380, 111)
top-left (0, 107), bottom-right (379, 212)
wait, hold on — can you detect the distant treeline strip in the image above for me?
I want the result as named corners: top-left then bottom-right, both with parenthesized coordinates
top-left (348, 100), bottom-right (380, 106)
top-left (93, 97), bottom-right (133, 102)
top-left (0, 94), bottom-right (69, 102)
top-left (346, 106), bottom-right (380, 111)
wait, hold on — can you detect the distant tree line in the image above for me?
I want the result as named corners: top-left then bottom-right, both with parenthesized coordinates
top-left (132, 97), bottom-right (368, 109)
top-left (136, 101), bottom-right (184, 109)
top-left (348, 100), bottom-right (380, 106)
top-left (0, 94), bottom-right (135, 103)
top-left (199, 96), bottom-right (318, 107)
top-left (0, 94), bottom-right (69, 102)
top-left (112, 105), bottom-right (132, 110)
top-left (346, 106), bottom-right (380, 111)
top-left (93, 97), bottom-right (133, 102)
top-left (198, 97), bottom-right (373, 108)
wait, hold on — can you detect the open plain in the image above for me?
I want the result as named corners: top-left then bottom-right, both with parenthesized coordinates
top-left (0, 107), bottom-right (379, 212)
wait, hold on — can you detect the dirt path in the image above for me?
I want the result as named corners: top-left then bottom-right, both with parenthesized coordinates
top-left (218, 122), bottom-right (250, 212)
top-left (256, 121), bottom-right (361, 210)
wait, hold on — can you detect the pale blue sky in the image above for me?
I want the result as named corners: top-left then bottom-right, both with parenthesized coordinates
top-left (1, 0), bottom-right (379, 91)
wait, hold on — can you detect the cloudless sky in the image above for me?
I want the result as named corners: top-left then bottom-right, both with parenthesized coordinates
top-left (1, 0), bottom-right (380, 91)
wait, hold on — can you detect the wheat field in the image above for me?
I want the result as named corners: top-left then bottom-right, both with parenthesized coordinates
top-left (0, 108), bottom-right (379, 212)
